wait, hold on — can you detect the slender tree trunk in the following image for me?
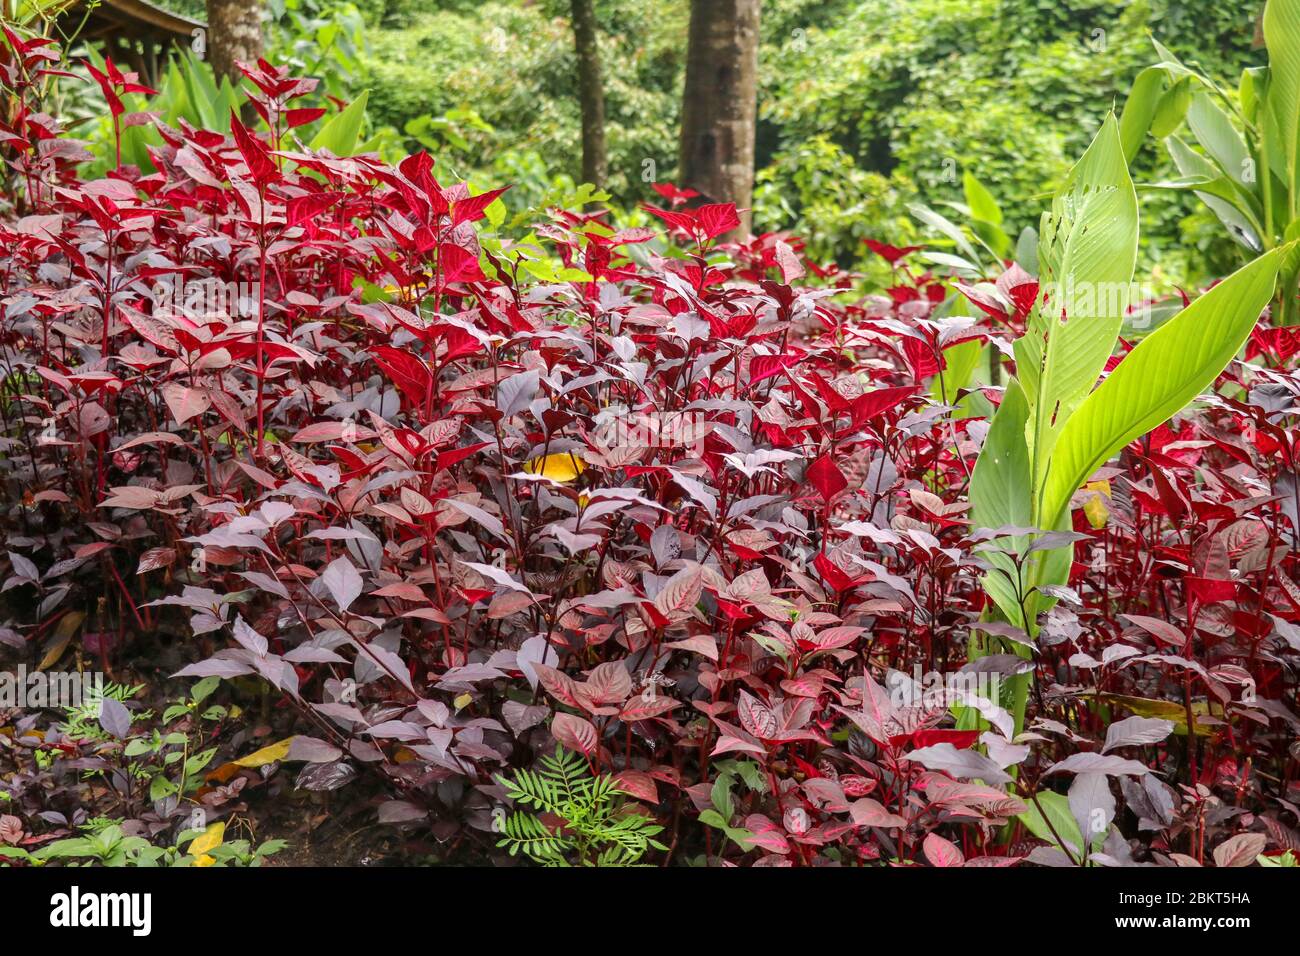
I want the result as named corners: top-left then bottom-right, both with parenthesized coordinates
top-left (570, 0), bottom-right (607, 189)
top-left (205, 0), bottom-right (264, 85)
top-left (678, 0), bottom-right (761, 238)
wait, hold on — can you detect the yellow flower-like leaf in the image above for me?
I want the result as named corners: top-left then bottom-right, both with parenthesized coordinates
top-left (187, 821), bottom-right (225, 865)
top-left (1082, 479), bottom-right (1111, 529)
top-left (233, 736), bottom-right (294, 768)
top-left (523, 452), bottom-right (586, 482)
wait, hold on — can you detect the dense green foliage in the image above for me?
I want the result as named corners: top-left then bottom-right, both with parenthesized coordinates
top-left (141, 0), bottom-right (1264, 283)
top-left (337, 0), bottom-right (1262, 284)
top-left (764, 0), bottom-right (1261, 281)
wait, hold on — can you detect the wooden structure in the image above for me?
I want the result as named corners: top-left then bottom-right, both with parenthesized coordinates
top-left (58, 0), bottom-right (205, 83)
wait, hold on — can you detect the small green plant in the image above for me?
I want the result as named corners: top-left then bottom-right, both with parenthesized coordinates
top-left (198, 835), bottom-right (288, 868)
top-left (57, 681), bottom-right (144, 741)
top-left (494, 747), bottom-right (665, 867)
top-left (0, 820), bottom-right (287, 868)
top-left (121, 677), bottom-right (226, 804)
top-left (697, 761), bottom-right (762, 854)
top-left (0, 823), bottom-right (151, 866)
top-left (1258, 849), bottom-right (1298, 867)
top-left (61, 678), bottom-right (226, 806)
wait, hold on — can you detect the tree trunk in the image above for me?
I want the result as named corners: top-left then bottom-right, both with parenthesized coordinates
top-left (570, 0), bottom-right (607, 189)
top-left (678, 0), bottom-right (761, 238)
top-left (205, 0), bottom-right (264, 85)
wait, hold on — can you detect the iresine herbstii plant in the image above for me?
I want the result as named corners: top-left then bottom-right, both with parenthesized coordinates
top-left (6, 26), bottom-right (1300, 871)
top-left (968, 114), bottom-right (1287, 737)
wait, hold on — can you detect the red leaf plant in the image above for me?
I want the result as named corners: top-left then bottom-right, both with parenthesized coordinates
top-left (1, 36), bottom-right (1297, 869)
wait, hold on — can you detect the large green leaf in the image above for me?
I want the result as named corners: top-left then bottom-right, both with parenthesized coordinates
top-left (932, 338), bottom-right (982, 406)
top-left (908, 202), bottom-right (979, 262)
top-left (1015, 113), bottom-right (1138, 502)
top-left (963, 171), bottom-right (1002, 226)
top-left (1186, 91), bottom-right (1253, 189)
top-left (1119, 66), bottom-right (1170, 162)
top-left (1018, 790), bottom-right (1084, 860)
top-left (1265, 0), bottom-right (1300, 217)
top-left (181, 53), bottom-right (222, 131)
top-left (1150, 77), bottom-right (1194, 139)
top-left (1166, 136), bottom-right (1264, 251)
top-left (1041, 247), bottom-right (1285, 532)
top-left (969, 380), bottom-right (1032, 628)
top-left (310, 91), bottom-right (370, 157)
top-left (1244, 66), bottom-right (1292, 237)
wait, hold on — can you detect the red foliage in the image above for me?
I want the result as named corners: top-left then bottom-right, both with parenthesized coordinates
top-left (1, 42), bottom-right (1298, 868)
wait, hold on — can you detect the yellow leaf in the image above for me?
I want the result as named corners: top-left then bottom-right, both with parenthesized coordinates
top-left (233, 736), bottom-right (294, 768)
top-left (1098, 694), bottom-right (1217, 736)
top-left (38, 611), bottom-right (85, 671)
top-left (1082, 480), bottom-right (1111, 529)
top-left (187, 821), bottom-right (225, 862)
top-left (205, 733), bottom-right (293, 784)
top-left (523, 452), bottom-right (586, 483)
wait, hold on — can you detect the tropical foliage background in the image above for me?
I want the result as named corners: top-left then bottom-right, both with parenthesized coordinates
top-left (137, 0), bottom-right (1262, 286)
top-left (4, 0), bottom-right (1300, 875)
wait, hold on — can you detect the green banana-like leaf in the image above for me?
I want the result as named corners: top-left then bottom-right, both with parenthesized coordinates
top-left (968, 380), bottom-right (1032, 628)
top-left (310, 90), bottom-right (370, 157)
top-left (182, 53), bottom-right (222, 131)
top-left (932, 337), bottom-right (982, 407)
top-left (1242, 66), bottom-right (1262, 125)
top-left (1264, 0), bottom-right (1300, 216)
top-left (1167, 136), bottom-right (1264, 252)
top-left (162, 58), bottom-right (189, 126)
top-left (1243, 66), bottom-right (1292, 234)
top-left (1018, 790), bottom-right (1085, 859)
top-left (1152, 77), bottom-right (1196, 138)
top-left (1119, 66), bottom-right (1169, 162)
top-left (963, 171), bottom-right (1002, 226)
top-left (1142, 174), bottom-right (1256, 212)
top-left (1187, 91), bottom-right (1253, 190)
top-left (1015, 113), bottom-right (1138, 502)
top-left (1040, 247), bottom-right (1286, 533)
top-left (908, 202), bottom-right (980, 262)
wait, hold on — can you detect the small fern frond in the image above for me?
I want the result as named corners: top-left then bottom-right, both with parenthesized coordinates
top-left (495, 747), bottom-right (664, 866)
top-left (499, 767), bottom-right (560, 813)
top-left (496, 812), bottom-right (570, 864)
